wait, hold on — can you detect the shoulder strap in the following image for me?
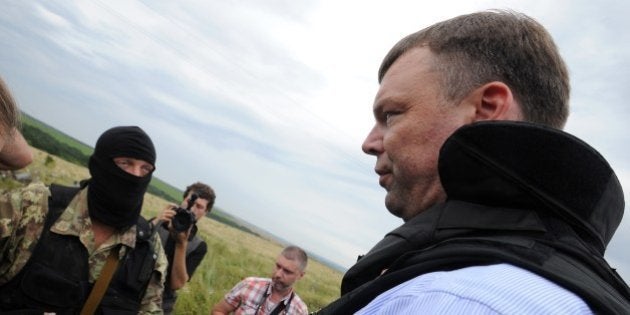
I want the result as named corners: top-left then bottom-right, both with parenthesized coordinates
top-left (80, 246), bottom-right (120, 315)
top-left (135, 216), bottom-right (158, 284)
top-left (270, 292), bottom-right (293, 315)
top-left (43, 183), bottom-right (81, 233)
top-left (48, 184), bottom-right (81, 215)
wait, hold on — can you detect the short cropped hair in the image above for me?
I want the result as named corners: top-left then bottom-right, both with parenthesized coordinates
top-left (379, 10), bottom-right (570, 129)
top-left (282, 245), bottom-right (308, 271)
top-left (183, 182), bottom-right (216, 211)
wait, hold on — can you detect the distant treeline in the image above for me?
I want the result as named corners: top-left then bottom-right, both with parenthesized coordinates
top-left (22, 123), bottom-right (90, 166)
top-left (20, 113), bottom-right (179, 203)
top-left (209, 214), bottom-right (259, 236)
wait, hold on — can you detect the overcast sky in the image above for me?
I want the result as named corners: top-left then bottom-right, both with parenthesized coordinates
top-left (1, 0), bottom-right (628, 279)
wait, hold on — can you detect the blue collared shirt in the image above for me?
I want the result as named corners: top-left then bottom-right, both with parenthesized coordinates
top-left (356, 263), bottom-right (592, 314)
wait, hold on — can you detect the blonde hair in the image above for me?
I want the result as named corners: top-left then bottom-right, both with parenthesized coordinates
top-left (0, 77), bottom-right (21, 139)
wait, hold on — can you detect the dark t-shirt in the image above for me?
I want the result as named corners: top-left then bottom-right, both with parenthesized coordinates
top-left (158, 224), bottom-right (208, 312)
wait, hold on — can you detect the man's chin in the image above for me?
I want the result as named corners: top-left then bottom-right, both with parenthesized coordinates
top-left (272, 281), bottom-right (287, 291)
top-left (384, 196), bottom-right (406, 220)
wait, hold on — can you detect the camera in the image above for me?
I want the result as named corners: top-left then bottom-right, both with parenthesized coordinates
top-left (171, 193), bottom-right (198, 232)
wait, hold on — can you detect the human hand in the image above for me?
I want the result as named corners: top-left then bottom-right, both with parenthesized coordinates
top-left (173, 226), bottom-right (191, 245)
top-left (154, 204), bottom-right (178, 228)
top-left (161, 204), bottom-right (192, 243)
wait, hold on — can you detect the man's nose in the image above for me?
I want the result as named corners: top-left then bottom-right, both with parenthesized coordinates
top-left (128, 165), bottom-right (145, 177)
top-left (362, 125), bottom-right (383, 156)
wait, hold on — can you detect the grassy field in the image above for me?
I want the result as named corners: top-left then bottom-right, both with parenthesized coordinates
top-left (10, 147), bottom-right (343, 314)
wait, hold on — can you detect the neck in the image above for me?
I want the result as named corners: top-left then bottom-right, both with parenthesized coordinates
top-left (92, 219), bottom-right (116, 249)
top-left (270, 286), bottom-right (292, 302)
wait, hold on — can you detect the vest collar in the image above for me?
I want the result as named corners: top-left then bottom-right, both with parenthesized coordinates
top-left (439, 121), bottom-right (624, 254)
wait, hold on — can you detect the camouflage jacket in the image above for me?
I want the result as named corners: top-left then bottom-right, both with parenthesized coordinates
top-left (0, 182), bottom-right (168, 314)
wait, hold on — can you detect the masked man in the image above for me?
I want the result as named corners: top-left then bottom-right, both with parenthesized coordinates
top-left (0, 126), bottom-right (167, 314)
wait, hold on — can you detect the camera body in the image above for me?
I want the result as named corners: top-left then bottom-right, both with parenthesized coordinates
top-left (171, 193), bottom-right (199, 232)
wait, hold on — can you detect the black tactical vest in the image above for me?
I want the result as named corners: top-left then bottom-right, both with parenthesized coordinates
top-left (316, 201), bottom-right (630, 314)
top-left (0, 184), bottom-right (157, 315)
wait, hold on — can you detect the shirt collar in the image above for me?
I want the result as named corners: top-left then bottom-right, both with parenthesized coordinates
top-left (50, 187), bottom-right (136, 249)
top-left (266, 280), bottom-right (295, 304)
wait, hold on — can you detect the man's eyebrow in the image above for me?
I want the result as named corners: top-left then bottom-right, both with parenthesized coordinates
top-left (373, 97), bottom-right (404, 117)
top-left (372, 98), bottom-right (388, 117)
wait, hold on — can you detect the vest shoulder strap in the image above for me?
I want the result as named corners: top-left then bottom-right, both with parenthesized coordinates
top-left (48, 184), bottom-right (81, 217)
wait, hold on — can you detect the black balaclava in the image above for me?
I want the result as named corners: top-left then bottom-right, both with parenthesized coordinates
top-left (87, 126), bottom-right (156, 230)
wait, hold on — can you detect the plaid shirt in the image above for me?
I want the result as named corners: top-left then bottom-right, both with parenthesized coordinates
top-left (224, 277), bottom-right (308, 315)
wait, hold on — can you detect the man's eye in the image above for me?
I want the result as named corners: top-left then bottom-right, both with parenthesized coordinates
top-left (116, 160), bottom-right (129, 167)
top-left (384, 112), bottom-right (398, 123)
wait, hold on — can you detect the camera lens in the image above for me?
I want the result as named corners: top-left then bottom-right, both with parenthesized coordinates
top-left (172, 208), bottom-right (195, 232)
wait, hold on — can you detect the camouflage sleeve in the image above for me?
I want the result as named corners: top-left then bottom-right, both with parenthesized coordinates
top-left (0, 182), bottom-right (50, 285)
top-left (0, 189), bottom-right (16, 239)
top-left (139, 233), bottom-right (167, 314)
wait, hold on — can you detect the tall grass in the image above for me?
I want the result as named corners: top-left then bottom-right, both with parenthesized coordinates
top-left (21, 148), bottom-right (343, 314)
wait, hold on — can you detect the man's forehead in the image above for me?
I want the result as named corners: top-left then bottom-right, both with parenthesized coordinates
top-left (193, 197), bottom-right (209, 207)
top-left (276, 255), bottom-right (300, 269)
top-left (374, 47), bottom-right (438, 104)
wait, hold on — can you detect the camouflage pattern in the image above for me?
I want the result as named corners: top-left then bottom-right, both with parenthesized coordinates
top-left (0, 182), bottom-right (50, 285)
top-left (0, 182), bottom-right (168, 314)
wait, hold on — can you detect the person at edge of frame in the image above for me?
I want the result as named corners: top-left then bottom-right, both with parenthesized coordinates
top-left (314, 9), bottom-right (630, 315)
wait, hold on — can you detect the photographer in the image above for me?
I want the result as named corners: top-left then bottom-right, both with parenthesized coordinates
top-left (152, 182), bottom-right (216, 315)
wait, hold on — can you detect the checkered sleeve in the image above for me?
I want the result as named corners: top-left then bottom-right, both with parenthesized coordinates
top-left (225, 278), bottom-right (249, 308)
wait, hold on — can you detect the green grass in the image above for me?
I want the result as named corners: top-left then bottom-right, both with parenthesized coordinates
top-left (14, 147), bottom-right (343, 314)
top-left (168, 218), bottom-right (342, 314)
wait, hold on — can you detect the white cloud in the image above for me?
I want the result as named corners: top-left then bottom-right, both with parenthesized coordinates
top-left (35, 3), bottom-right (72, 29)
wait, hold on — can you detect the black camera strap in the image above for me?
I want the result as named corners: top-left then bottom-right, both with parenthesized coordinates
top-left (270, 292), bottom-right (293, 315)
top-left (255, 284), bottom-right (295, 315)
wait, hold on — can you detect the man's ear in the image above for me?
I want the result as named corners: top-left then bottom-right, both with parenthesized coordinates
top-left (467, 81), bottom-right (521, 121)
